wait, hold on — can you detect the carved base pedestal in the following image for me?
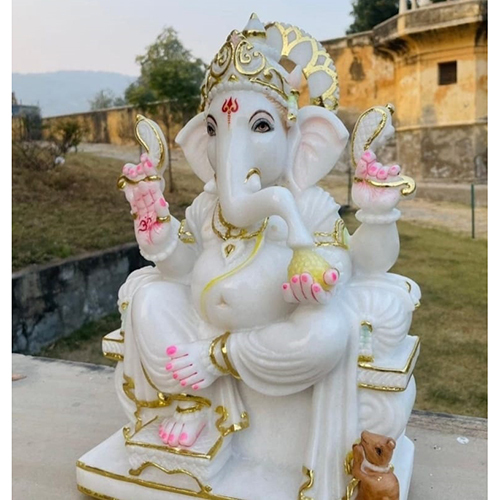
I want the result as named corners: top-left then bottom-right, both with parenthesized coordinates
top-left (76, 430), bottom-right (414, 500)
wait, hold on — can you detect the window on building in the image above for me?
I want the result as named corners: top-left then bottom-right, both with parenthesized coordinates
top-left (438, 61), bottom-right (457, 86)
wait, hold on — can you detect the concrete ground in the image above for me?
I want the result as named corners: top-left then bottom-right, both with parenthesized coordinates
top-left (80, 143), bottom-right (487, 239)
top-left (12, 354), bottom-right (487, 500)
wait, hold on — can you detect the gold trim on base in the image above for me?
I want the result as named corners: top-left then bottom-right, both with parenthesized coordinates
top-left (77, 460), bottom-right (242, 500)
top-left (103, 352), bottom-right (124, 362)
top-left (357, 382), bottom-right (406, 392)
top-left (358, 337), bottom-right (420, 374)
top-left (77, 484), bottom-right (119, 500)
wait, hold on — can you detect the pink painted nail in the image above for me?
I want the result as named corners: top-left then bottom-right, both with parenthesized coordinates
top-left (166, 346), bottom-right (177, 355)
top-left (313, 284), bottom-right (321, 292)
top-left (282, 284), bottom-right (288, 290)
top-left (292, 276), bottom-right (299, 283)
top-left (331, 272), bottom-right (338, 282)
top-left (180, 432), bottom-right (188, 442)
top-left (145, 160), bottom-right (153, 168)
top-left (389, 165), bottom-right (401, 175)
top-left (377, 167), bottom-right (389, 180)
top-left (166, 363), bottom-right (172, 371)
top-left (173, 373), bottom-right (178, 379)
top-left (181, 380), bottom-right (187, 387)
top-left (159, 198), bottom-right (167, 207)
top-left (301, 274), bottom-right (308, 283)
top-left (192, 384), bottom-right (199, 391)
top-left (168, 435), bottom-right (175, 443)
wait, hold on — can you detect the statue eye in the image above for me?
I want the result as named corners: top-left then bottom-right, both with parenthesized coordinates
top-left (207, 122), bottom-right (217, 137)
top-left (252, 118), bottom-right (273, 133)
top-left (375, 447), bottom-right (382, 456)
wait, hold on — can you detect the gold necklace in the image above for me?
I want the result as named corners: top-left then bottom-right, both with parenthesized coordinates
top-left (211, 201), bottom-right (268, 241)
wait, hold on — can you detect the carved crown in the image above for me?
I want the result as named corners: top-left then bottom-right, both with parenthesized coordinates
top-left (200, 14), bottom-right (340, 114)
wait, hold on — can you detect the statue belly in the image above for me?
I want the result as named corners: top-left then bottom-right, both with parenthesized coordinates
top-left (191, 240), bottom-right (295, 330)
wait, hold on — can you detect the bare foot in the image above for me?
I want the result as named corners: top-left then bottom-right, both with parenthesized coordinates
top-left (158, 408), bottom-right (208, 448)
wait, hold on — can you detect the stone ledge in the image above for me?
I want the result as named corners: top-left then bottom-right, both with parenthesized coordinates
top-left (12, 355), bottom-right (487, 499)
top-left (12, 242), bottom-right (149, 354)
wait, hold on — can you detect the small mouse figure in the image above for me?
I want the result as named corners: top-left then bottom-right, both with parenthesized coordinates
top-left (352, 430), bottom-right (399, 500)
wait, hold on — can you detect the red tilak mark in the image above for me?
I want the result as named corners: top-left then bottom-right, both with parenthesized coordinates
top-left (222, 97), bottom-right (239, 125)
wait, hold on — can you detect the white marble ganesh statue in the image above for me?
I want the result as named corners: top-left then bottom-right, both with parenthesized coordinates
top-left (81, 14), bottom-right (422, 500)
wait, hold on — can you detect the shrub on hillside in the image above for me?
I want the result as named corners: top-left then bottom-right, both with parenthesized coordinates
top-left (48, 119), bottom-right (86, 155)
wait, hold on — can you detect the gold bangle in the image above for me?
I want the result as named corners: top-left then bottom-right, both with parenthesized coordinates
top-left (209, 332), bottom-right (241, 379)
top-left (220, 331), bottom-right (241, 380)
top-left (209, 335), bottom-right (230, 375)
top-left (156, 215), bottom-right (171, 224)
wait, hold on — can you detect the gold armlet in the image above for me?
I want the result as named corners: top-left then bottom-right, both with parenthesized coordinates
top-left (209, 332), bottom-right (241, 379)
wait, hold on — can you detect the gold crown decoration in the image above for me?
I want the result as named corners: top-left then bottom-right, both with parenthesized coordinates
top-left (265, 23), bottom-right (340, 112)
top-left (200, 13), bottom-right (340, 115)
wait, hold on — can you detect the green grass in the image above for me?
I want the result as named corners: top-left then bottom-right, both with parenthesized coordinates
top-left (40, 313), bottom-right (121, 367)
top-left (394, 220), bottom-right (487, 418)
top-left (12, 151), bottom-right (204, 271)
top-left (344, 212), bottom-right (487, 417)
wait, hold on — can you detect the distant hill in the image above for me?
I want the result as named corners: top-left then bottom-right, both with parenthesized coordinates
top-left (12, 71), bottom-right (137, 117)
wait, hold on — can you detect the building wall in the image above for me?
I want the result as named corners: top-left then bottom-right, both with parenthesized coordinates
top-left (42, 103), bottom-right (186, 147)
top-left (320, 0), bottom-right (487, 182)
top-left (320, 32), bottom-right (396, 127)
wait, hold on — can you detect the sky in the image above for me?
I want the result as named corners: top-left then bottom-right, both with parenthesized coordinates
top-left (12, 0), bottom-right (353, 76)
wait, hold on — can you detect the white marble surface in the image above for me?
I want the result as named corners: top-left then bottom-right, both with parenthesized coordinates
top-left (12, 354), bottom-right (487, 500)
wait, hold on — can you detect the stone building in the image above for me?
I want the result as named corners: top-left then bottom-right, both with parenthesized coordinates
top-left (12, 92), bottom-right (42, 140)
top-left (319, 0), bottom-right (487, 182)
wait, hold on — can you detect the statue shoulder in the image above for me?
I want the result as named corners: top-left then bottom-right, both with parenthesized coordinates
top-left (184, 191), bottom-right (217, 239)
top-left (296, 186), bottom-right (341, 233)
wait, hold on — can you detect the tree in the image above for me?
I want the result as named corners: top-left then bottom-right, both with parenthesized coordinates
top-left (346, 0), bottom-right (399, 34)
top-left (89, 89), bottom-right (126, 111)
top-left (125, 27), bottom-right (206, 192)
top-left (49, 119), bottom-right (86, 155)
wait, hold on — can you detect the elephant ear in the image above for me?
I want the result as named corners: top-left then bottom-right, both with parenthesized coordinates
top-left (290, 106), bottom-right (349, 191)
top-left (175, 112), bottom-right (214, 183)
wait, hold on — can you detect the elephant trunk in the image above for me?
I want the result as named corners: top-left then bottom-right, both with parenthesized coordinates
top-left (217, 138), bottom-right (313, 249)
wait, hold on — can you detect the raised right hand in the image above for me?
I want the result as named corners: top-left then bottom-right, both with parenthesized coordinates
top-left (121, 153), bottom-right (173, 255)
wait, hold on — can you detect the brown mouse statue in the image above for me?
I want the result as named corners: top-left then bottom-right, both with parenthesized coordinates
top-left (351, 430), bottom-right (400, 500)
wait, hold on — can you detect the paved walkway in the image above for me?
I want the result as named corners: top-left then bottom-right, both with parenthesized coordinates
top-left (13, 355), bottom-right (487, 500)
top-left (80, 143), bottom-right (488, 239)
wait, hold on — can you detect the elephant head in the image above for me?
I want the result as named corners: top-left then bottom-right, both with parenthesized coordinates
top-left (176, 14), bottom-right (349, 249)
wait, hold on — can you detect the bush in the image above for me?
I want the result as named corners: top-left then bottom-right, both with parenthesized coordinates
top-left (49, 119), bottom-right (86, 155)
top-left (12, 140), bottom-right (59, 171)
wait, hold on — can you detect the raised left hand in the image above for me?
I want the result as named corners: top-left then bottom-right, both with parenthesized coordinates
top-left (351, 150), bottom-right (403, 213)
